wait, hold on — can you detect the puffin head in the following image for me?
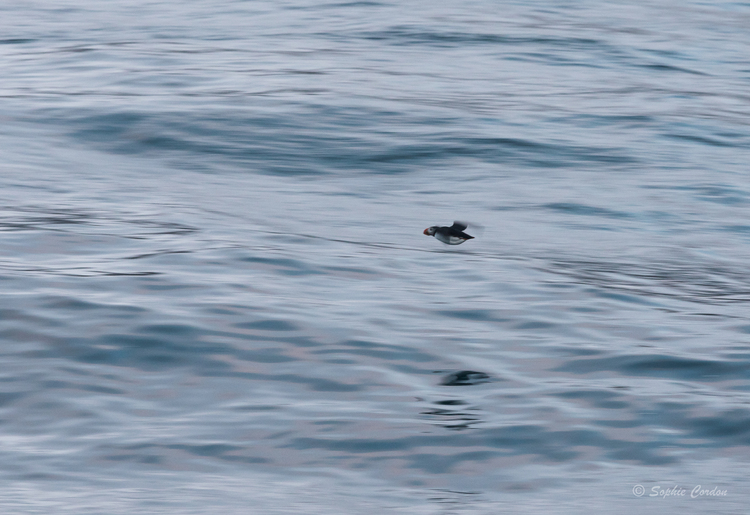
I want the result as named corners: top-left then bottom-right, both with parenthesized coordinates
top-left (424, 227), bottom-right (436, 236)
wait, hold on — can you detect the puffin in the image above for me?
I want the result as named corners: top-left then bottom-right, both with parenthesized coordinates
top-left (423, 221), bottom-right (474, 245)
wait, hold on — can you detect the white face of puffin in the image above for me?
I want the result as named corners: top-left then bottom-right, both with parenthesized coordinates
top-left (423, 227), bottom-right (437, 236)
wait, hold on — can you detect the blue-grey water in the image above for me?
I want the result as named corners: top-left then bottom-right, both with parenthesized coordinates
top-left (2, 1), bottom-right (750, 513)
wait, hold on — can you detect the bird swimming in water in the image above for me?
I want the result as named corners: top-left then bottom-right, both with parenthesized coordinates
top-left (423, 221), bottom-right (474, 245)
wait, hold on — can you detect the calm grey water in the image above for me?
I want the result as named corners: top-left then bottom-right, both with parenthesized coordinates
top-left (2, 1), bottom-right (750, 513)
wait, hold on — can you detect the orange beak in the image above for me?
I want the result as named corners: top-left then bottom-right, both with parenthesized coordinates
top-left (423, 228), bottom-right (429, 235)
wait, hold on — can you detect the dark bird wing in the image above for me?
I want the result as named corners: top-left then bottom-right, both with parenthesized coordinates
top-left (450, 221), bottom-right (468, 232)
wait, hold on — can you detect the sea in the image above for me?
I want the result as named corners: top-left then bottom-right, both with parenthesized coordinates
top-left (1, 1), bottom-right (750, 513)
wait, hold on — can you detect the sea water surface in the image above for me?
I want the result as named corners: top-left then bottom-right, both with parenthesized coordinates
top-left (2, 0), bottom-right (750, 513)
